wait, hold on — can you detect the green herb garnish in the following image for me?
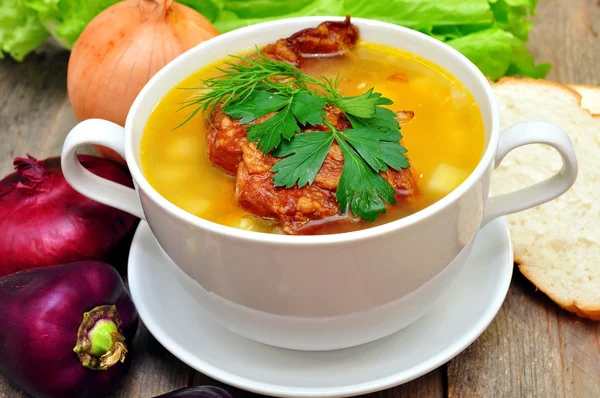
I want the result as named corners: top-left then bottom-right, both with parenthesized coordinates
top-left (178, 49), bottom-right (410, 222)
top-left (175, 48), bottom-right (336, 131)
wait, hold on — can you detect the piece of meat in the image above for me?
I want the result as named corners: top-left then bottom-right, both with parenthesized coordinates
top-left (261, 16), bottom-right (359, 67)
top-left (208, 102), bottom-right (418, 234)
top-left (236, 141), bottom-right (419, 234)
top-left (236, 157), bottom-right (341, 232)
top-left (207, 104), bottom-right (351, 175)
top-left (383, 167), bottom-right (420, 197)
top-left (205, 18), bottom-right (419, 234)
top-left (207, 107), bottom-right (275, 175)
top-left (206, 107), bottom-right (246, 175)
top-left (206, 17), bottom-right (357, 174)
top-left (234, 108), bottom-right (419, 234)
top-left (313, 141), bottom-right (343, 190)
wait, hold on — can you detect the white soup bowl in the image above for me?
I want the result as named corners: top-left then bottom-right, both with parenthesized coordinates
top-left (61, 17), bottom-right (578, 351)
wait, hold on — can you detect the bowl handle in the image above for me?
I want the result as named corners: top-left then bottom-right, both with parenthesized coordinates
top-left (61, 119), bottom-right (146, 220)
top-left (481, 120), bottom-right (578, 226)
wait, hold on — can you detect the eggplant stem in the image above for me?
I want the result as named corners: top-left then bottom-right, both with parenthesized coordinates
top-left (73, 305), bottom-right (129, 370)
top-left (100, 340), bottom-right (128, 368)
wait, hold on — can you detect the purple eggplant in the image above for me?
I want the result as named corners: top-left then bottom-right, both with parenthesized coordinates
top-left (0, 261), bottom-right (138, 398)
top-left (154, 386), bottom-right (234, 398)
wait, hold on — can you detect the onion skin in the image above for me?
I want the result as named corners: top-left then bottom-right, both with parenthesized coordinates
top-left (0, 155), bottom-right (138, 278)
top-left (0, 261), bottom-right (138, 398)
top-left (154, 386), bottom-right (233, 398)
top-left (67, 0), bottom-right (219, 163)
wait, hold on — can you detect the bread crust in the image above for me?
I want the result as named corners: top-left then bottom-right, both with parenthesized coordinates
top-left (492, 77), bottom-right (600, 322)
top-left (516, 255), bottom-right (600, 321)
top-left (495, 77), bottom-right (600, 118)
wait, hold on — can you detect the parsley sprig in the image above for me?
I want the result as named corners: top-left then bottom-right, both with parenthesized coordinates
top-left (177, 49), bottom-right (411, 222)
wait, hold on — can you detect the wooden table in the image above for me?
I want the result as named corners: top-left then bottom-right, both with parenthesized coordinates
top-left (1, 1), bottom-right (599, 397)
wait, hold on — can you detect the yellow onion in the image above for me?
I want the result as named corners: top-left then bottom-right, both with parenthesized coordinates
top-left (67, 0), bottom-right (219, 162)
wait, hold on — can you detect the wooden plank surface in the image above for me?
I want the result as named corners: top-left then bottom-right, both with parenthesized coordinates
top-left (0, 0), bottom-right (598, 397)
top-left (447, 1), bottom-right (600, 397)
top-left (0, 53), bottom-right (193, 398)
top-left (448, 270), bottom-right (600, 398)
top-left (112, 323), bottom-right (194, 398)
top-left (527, 0), bottom-right (600, 85)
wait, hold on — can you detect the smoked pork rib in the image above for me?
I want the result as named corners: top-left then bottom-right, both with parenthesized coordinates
top-left (206, 17), bottom-right (359, 176)
top-left (205, 18), bottom-right (418, 234)
top-left (261, 16), bottom-right (360, 66)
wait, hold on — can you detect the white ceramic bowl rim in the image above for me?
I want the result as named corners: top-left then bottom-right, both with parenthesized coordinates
top-left (124, 16), bottom-right (499, 246)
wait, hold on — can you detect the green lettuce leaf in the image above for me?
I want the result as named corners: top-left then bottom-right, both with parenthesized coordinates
top-left (489, 0), bottom-right (537, 41)
top-left (447, 27), bottom-right (549, 80)
top-left (214, 0), bottom-right (345, 33)
top-left (25, 0), bottom-right (119, 48)
top-left (204, 0), bottom-right (549, 79)
top-left (1, 0), bottom-right (550, 79)
top-left (429, 25), bottom-right (464, 41)
top-left (0, 0), bottom-right (48, 61)
top-left (345, 0), bottom-right (493, 33)
top-left (177, 0), bottom-right (224, 22)
top-left (218, 0), bottom-right (318, 19)
top-left (447, 28), bottom-right (513, 80)
top-left (505, 33), bottom-right (550, 78)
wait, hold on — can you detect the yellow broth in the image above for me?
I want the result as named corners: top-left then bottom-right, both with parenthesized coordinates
top-left (141, 42), bottom-right (485, 234)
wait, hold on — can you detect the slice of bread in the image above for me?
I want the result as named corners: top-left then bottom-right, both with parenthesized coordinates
top-left (490, 78), bottom-right (600, 321)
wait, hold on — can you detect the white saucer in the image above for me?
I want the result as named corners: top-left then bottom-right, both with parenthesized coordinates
top-left (128, 218), bottom-right (513, 397)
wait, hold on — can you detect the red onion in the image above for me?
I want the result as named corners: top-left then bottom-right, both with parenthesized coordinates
top-left (0, 155), bottom-right (139, 277)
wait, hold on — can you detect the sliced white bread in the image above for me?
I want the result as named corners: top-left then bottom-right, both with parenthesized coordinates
top-left (490, 78), bottom-right (600, 321)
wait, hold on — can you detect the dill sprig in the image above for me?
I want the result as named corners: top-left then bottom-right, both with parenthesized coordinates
top-left (174, 47), bottom-right (338, 130)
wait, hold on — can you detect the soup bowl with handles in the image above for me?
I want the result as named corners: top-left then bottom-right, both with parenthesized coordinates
top-left (61, 16), bottom-right (577, 351)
